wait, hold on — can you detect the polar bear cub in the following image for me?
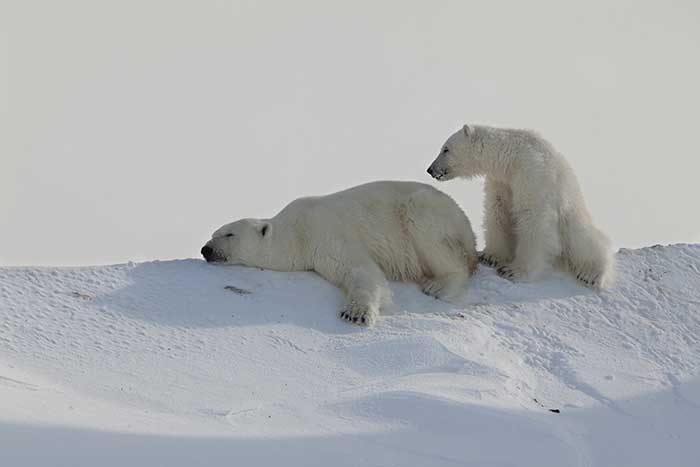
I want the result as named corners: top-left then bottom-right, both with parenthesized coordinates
top-left (202, 181), bottom-right (478, 326)
top-left (427, 125), bottom-right (613, 288)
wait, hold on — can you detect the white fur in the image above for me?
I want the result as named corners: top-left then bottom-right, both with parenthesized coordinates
top-left (427, 125), bottom-right (613, 288)
top-left (203, 181), bottom-right (478, 325)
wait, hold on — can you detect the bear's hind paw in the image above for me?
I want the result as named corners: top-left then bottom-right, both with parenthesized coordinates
top-left (420, 276), bottom-right (467, 302)
top-left (420, 279), bottom-right (445, 299)
top-left (575, 272), bottom-right (600, 288)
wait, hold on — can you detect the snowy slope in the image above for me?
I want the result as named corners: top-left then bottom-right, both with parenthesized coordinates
top-left (1, 244), bottom-right (699, 466)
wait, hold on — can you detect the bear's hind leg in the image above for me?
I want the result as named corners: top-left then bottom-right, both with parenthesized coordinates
top-left (562, 217), bottom-right (613, 289)
top-left (421, 235), bottom-right (476, 302)
top-left (420, 273), bottom-right (471, 302)
top-left (406, 190), bottom-right (477, 302)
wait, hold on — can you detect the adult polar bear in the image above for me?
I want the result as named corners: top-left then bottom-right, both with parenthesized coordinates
top-left (201, 181), bottom-right (478, 326)
top-left (427, 125), bottom-right (613, 288)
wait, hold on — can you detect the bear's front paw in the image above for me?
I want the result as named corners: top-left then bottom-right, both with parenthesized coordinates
top-left (340, 300), bottom-right (377, 326)
top-left (479, 252), bottom-right (507, 269)
top-left (496, 264), bottom-right (521, 280)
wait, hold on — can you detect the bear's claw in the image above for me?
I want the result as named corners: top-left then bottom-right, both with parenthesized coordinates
top-left (575, 272), bottom-right (599, 288)
top-left (479, 253), bottom-right (497, 267)
top-left (497, 265), bottom-right (515, 279)
top-left (340, 311), bottom-right (369, 326)
top-left (479, 253), bottom-right (510, 270)
top-left (340, 301), bottom-right (375, 326)
top-left (420, 279), bottom-right (445, 299)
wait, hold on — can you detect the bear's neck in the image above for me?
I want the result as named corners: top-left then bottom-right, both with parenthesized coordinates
top-left (255, 219), bottom-right (309, 272)
top-left (472, 126), bottom-right (517, 180)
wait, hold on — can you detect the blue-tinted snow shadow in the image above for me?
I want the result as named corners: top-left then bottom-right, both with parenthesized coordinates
top-left (94, 260), bottom-right (592, 332)
top-left (0, 393), bottom-right (576, 467)
top-left (389, 265), bottom-right (594, 317)
top-left (93, 259), bottom-right (354, 333)
top-left (3, 378), bottom-right (700, 467)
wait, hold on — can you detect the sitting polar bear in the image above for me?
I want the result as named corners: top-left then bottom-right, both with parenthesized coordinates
top-left (427, 125), bottom-right (613, 288)
top-left (201, 181), bottom-right (478, 326)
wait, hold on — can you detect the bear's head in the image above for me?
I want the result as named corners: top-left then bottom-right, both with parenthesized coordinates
top-left (427, 124), bottom-right (482, 181)
top-left (201, 219), bottom-right (271, 266)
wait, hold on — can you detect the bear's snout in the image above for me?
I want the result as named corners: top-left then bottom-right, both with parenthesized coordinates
top-left (427, 162), bottom-right (449, 181)
top-left (201, 245), bottom-right (214, 261)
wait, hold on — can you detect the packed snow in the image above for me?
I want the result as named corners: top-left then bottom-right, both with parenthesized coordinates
top-left (1, 244), bottom-right (699, 466)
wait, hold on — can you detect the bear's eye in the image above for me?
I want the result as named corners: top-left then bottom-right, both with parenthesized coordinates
top-left (442, 147), bottom-right (449, 153)
top-left (225, 233), bottom-right (234, 238)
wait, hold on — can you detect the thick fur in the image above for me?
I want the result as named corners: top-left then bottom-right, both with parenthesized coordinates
top-left (202, 181), bottom-right (477, 326)
top-left (427, 125), bottom-right (613, 288)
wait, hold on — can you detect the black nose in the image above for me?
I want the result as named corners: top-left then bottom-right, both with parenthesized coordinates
top-left (201, 245), bottom-right (213, 260)
top-left (427, 166), bottom-right (435, 176)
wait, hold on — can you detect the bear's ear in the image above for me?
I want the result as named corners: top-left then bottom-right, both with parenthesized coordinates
top-left (259, 222), bottom-right (271, 237)
top-left (463, 124), bottom-right (471, 137)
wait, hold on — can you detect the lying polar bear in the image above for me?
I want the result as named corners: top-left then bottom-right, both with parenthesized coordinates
top-left (201, 181), bottom-right (478, 326)
top-left (427, 124), bottom-right (613, 288)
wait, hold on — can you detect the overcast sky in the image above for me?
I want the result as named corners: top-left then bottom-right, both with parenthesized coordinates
top-left (2, 1), bottom-right (699, 266)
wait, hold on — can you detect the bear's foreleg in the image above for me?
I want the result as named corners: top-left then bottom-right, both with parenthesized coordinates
top-left (500, 199), bottom-right (561, 281)
top-left (481, 178), bottom-right (516, 269)
top-left (314, 252), bottom-right (388, 326)
top-left (339, 264), bottom-right (388, 326)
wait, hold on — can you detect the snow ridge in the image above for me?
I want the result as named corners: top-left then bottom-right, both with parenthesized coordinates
top-left (1, 244), bottom-right (699, 466)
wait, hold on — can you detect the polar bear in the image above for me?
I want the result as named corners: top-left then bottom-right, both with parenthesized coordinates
top-left (427, 125), bottom-right (613, 288)
top-left (201, 181), bottom-right (478, 325)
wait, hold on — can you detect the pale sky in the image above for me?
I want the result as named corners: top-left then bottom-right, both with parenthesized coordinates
top-left (1, 1), bottom-right (699, 266)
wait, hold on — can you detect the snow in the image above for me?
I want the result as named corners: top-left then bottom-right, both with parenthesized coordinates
top-left (1, 244), bottom-right (699, 466)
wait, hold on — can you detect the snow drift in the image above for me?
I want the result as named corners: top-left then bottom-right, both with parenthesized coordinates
top-left (1, 244), bottom-right (699, 466)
